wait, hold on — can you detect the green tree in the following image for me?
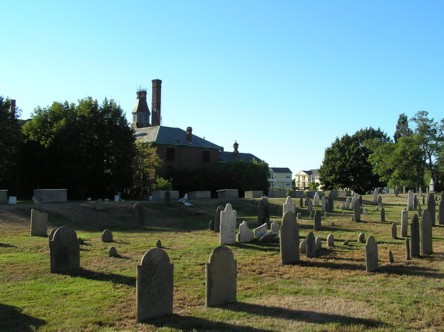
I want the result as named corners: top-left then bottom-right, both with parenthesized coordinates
top-left (319, 127), bottom-right (389, 193)
top-left (22, 97), bottom-right (135, 198)
top-left (132, 141), bottom-right (163, 197)
top-left (394, 113), bottom-right (413, 143)
top-left (0, 97), bottom-right (22, 191)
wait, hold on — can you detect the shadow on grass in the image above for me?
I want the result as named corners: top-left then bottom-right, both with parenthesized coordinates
top-left (67, 268), bottom-right (136, 287)
top-left (233, 241), bottom-right (280, 252)
top-left (0, 303), bottom-right (46, 332)
top-left (222, 302), bottom-right (387, 328)
top-left (149, 313), bottom-right (271, 332)
top-left (379, 264), bottom-right (444, 278)
top-left (299, 259), bottom-right (365, 272)
top-left (0, 242), bottom-right (17, 248)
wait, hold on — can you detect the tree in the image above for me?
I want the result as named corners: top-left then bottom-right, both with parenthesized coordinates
top-left (131, 141), bottom-right (163, 197)
top-left (394, 113), bottom-right (413, 143)
top-left (319, 127), bottom-right (389, 193)
top-left (0, 97), bottom-right (22, 191)
top-left (22, 97), bottom-right (135, 198)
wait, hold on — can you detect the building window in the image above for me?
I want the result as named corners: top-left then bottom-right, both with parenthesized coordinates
top-left (166, 148), bottom-right (175, 161)
top-left (203, 151), bottom-right (210, 163)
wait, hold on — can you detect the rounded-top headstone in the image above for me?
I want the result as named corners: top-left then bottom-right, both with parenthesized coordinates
top-left (101, 229), bottom-right (113, 242)
top-left (358, 232), bottom-right (365, 243)
top-left (109, 247), bottom-right (117, 257)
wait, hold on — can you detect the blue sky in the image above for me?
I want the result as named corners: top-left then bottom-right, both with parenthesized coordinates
top-left (2, 1), bottom-right (444, 174)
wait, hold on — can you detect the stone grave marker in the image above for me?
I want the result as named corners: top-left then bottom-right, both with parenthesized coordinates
top-left (101, 229), bottom-right (113, 242)
top-left (259, 232), bottom-right (278, 242)
top-left (314, 210), bottom-right (321, 230)
top-left (206, 246), bottom-right (237, 307)
top-left (439, 199), bottom-right (444, 225)
top-left (315, 237), bottom-right (322, 250)
top-left (253, 223), bottom-right (268, 239)
top-left (299, 197), bottom-right (304, 208)
top-left (365, 235), bottom-right (378, 272)
top-left (314, 192), bottom-right (320, 206)
top-left (377, 196), bottom-right (383, 207)
top-left (327, 193), bottom-right (334, 212)
top-left (30, 209), bottom-right (48, 237)
top-left (405, 238), bottom-right (411, 260)
top-left (353, 199), bottom-right (361, 222)
top-left (427, 194), bottom-right (436, 226)
top-left (48, 228), bottom-right (56, 246)
top-left (358, 232), bottom-right (365, 243)
top-left (279, 211), bottom-right (299, 264)
top-left (136, 248), bottom-right (173, 321)
top-left (418, 204), bottom-right (422, 217)
top-left (307, 199), bottom-right (313, 215)
top-left (306, 232), bottom-right (316, 258)
top-left (395, 186), bottom-right (399, 196)
top-left (410, 214), bottom-right (420, 258)
top-left (220, 203), bottom-right (237, 245)
top-left (407, 190), bottom-right (414, 211)
top-left (95, 199), bottom-right (105, 211)
top-left (283, 196), bottom-right (296, 216)
top-left (401, 210), bottom-right (408, 237)
top-left (421, 209), bottom-right (433, 255)
top-left (257, 198), bottom-right (270, 227)
top-left (50, 226), bottom-right (80, 273)
top-left (270, 220), bottom-right (280, 234)
top-left (132, 203), bottom-right (146, 226)
top-left (373, 189), bottom-right (378, 205)
top-left (413, 195), bottom-right (418, 210)
top-left (237, 221), bottom-right (254, 243)
top-left (321, 196), bottom-right (327, 212)
top-left (391, 223), bottom-right (397, 239)
top-left (380, 207), bottom-right (385, 222)
top-left (345, 197), bottom-right (352, 210)
top-left (327, 234), bottom-right (334, 247)
top-left (299, 240), bottom-right (307, 254)
top-left (109, 247), bottom-right (118, 257)
top-left (213, 205), bottom-right (224, 232)
top-left (388, 250), bottom-right (394, 263)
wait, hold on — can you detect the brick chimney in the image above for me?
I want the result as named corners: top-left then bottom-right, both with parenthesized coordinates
top-left (186, 127), bottom-right (192, 142)
top-left (151, 79), bottom-right (162, 126)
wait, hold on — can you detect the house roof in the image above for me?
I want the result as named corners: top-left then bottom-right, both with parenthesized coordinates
top-left (270, 167), bottom-right (292, 173)
top-left (298, 169), bottom-right (320, 176)
top-left (134, 126), bottom-right (222, 150)
top-left (219, 151), bottom-right (263, 163)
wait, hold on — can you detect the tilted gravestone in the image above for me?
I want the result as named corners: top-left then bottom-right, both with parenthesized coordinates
top-left (101, 229), bottom-right (113, 242)
top-left (439, 199), bottom-right (444, 225)
top-left (407, 190), bottom-right (414, 211)
top-left (30, 209), bottom-right (48, 237)
top-left (327, 234), bottom-right (334, 247)
top-left (132, 203), bottom-right (146, 226)
top-left (380, 208), bottom-right (385, 222)
top-left (421, 209), bottom-right (433, 255)
top-left (253, 223), bottom-right (268, 239)
top-left (206, 246), bottom-right (237, 307)
top-left (410, 214), bottom-right (420, 258)
top-left (136, 248), bottom-right (173, 321)
top-left (50, 226), bottom-right (80, 273)
top-left (283, 196), bottom-right (296, 217)
top-left (353, 199), bottom-right (361, 222)
top-left (391, 223), bottom-right (397, 239)
top-left (279, 211), bottom-right (299, 264)
top-left (365, 235), bottom-right (378, 272)
top-left (213, 205), bottom-right (224, 233)
top-left (427, 194), bottom-right (436, 226)
top-left (220, 203), bottom-right (237, 245)
top-left (237, 221), bottom-right (254, 243)
top-left (306, 232), bottom-right (316, 258)
top-left (401, 210), bottom-right (408, 237)
top-left (314, 210), bottom-right (321, 230)
top-left (257, 198), bottom-right (270, 227)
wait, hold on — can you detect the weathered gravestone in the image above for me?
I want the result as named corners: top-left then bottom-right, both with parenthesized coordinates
top-left (206, 246), bottom-right (237, 307)
top-left (353, 199), bottom-right (361, 222)
top-left (299, 197), bottom-right (304, 208)
top-left (257, 198), bottom-right (270, 227)
top-left (358, 232), bottom-right (365, 243)
top-left (401, 210), bottom-right (408, 237)
top-left (283, 196), bottom-right (296, 216)
top-left (307, 199), bottom-right (313, 215)
top-left (380, 208), bottom-right (385, 222)
top-left (279, 211), bottom-right (299, 264)
top-left (95, 199), bottom-right (105, 211)
top-left (306, 232), bottom-right (316, 258)
top-left (101, 229), bottom-right (113, 242)
top-left (30, 209), bottom-right (48, 237)
top-left (237, 221), bottom-right (254, 243)
top-left (439, 199), bottom-right (444, 225)
top-left (213, 205), bottom-right (224, 232)
top-left (50, 226), bottom-right (80, 273)
top-left (299, 240), bottom-right (307, 254)
top-left (407, 190), bottom-right (414, 211)
top-left (373, 189), bottom-right (378, 205)
top-left (315, 237), bottom-right (322, 250)
top-left (321, 196), bottom-right (327, 212)
top-left (413, 195), bottom-right (418, 210)
top-left (270, 220), bottom-right (280, 234)
top-left (305, 197), bottom-right (311, 207)
top-left (410, 214), bottom-right (420, 258)
top-left (253, 223), bottom-right (268, 239)
top-left (313, 192), bottom-right (320, 206)
top-left (377, 196), bottom-right (383, 207)
top-left (109, 247), bottom-right (118, 257)
top-left (388, 250), bottom-right (394, 263)
top-left (132, 203), bottom-right (146, 226)
top-left (421, 209), bottom-right (433, 255)
top-left (345, 197), bottom-right (352, 210)
top-left (314, 210), bottom-right (321, 230)
top-left (418, 204), bottom-right (422, 217)
top-left (427, 194), bottom-right (436, 226)
top-left (327, 193), bottom-right (334, 213)
top-left (391, 223), bottom-right (397, 239)
top-left (136, 248), bottom-right (173, 321)
top-left (394, 187), bottom-right (399, 196)
top-left (259, 232), bottom-right (278, 242)
top-left (327, 234), bottom-right (334, 247)
top-left (365, 235), bottom-right (378, 272)
top-left (220, 203), bottom-right (237, 245)
top-left (405, 238), bottom-right (411, 260)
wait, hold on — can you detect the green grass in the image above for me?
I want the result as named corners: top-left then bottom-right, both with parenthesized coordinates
top-left (1, 195), bottom-right (443, 331)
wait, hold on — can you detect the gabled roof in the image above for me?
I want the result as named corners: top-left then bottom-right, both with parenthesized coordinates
top-left (299, 169), bottom-right (320, 176)
top-left (134, 126), bottom-right (222, 150)
top-left (270, 167), bottom-right (292, 174)
top-left (219, 151), bottom-right (263, 163)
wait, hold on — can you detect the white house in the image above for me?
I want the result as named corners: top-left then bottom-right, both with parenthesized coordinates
top-left (294, 169), bottom-right (321, 190)
top-left (269, 167), bottom-right (292, 190)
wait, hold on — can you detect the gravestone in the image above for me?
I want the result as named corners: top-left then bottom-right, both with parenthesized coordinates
top-left (258, 232), bottom-right (278, 242)
top-left (48, 228), bottom-right (56, 246)
top-left (306, 232), bottom-right (316, 258)
top-left (315, 237), bottom-right (322, 250)
top-left (253, 223), bottom-right (268, 239)
top-left (213, 205), bottom-right (224, 233)
top-left (388, 250), bottom-right (394, 263)
top-left (418, 204), bottom-right (422, 217)
top-left (345, 197), bottom-right (352, 210)
top-left (439, 199), bottom-right (444, 225)
top-left (220, 203), bottom-right (237, 245)
top-left (257, 198), bottom-right (270, 227)
top-left (95, 199), bottom-right (105, 211)
top-left (419, 187), bottom-right (423, 196)
top-left (299, 197), bottom-right (304, 208)
top-left (307, 199), bottom-right (313, 215)
top-left (429, 178), bottom-right (435, 192)
top-left (101, 229), bottom-right (113, 242)
top-left (237, 221), bottom-right (254, 243)
top-left (395, 187), bottom-right (399, 196)
top-left (279, 211), bottom-right (299, 264)
top-left (358, 232), bottom-right (365, 243)
top-left (206, 246), bottom-right (237, 307)
top-left (405, 238), bottom-right (411, 260)
top-left (299, 240), bottom-right (307, 254)
top-left (327, 193), bottom-right (334, 212)
top-left (380, 207), bottom-right (385, 222)
top-left (353, 199), bottom-right (361, 222)
top-left (413, 195), bottom-right (418, 210)
top-left (305, 197), bottom-right (311, 207)
top-left (377, 196), bottom-right (383, 207)
top-left (50, 226), bottom-right (80, 273)
top-left (421, 209), bottom-right (433, 255)
top-left (109, 247), bottom-right (118, 257)
top-left (391, 223), bottom-right (397, 239)
top-left (407, 190), bottom-right (414, 211)
top-left (313, 192), bottom-right (320, 206)
top-left (401, 210), bottom-right (408, 237)
top-left (427, 194), bottom-right (436, 226)
top-left (327, 234), bottom-right (334, 247)
top-left (314, 210), bottom-right (321, 230)
top-left (132, 203), bottom-right (146, 226)
top-left (321, 196), bottom-right (327, 212)
top-left (270, 220), bottom-right (280, 234)
top-left (283, 196), bottom-right (296, 216)
top-left (365, 235), bottom-right (378, 272)
top-left (136, 248), bottom-right (173, 321)
top-left (30, 209), bottom-right (48, 237)
top-left (156, 240), bottom-right (162, 248)
top-left (373, 189), bottom-right (378, 205)
top-left (410, 214), bottom-right (420, 258)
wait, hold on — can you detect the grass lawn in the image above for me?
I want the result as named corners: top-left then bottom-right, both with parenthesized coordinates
top-left (0, 194), bottom-right (443, 331)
